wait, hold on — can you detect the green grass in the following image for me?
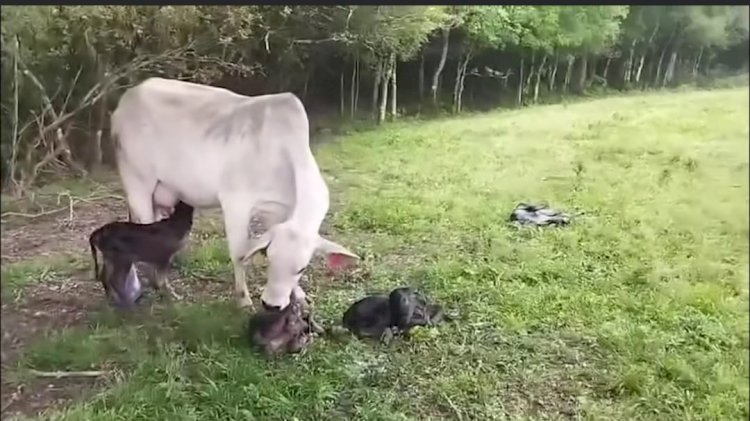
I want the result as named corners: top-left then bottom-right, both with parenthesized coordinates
top-left (10, 87), bottom-right (750, 420)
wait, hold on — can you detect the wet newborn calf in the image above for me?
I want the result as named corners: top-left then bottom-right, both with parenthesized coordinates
top-left (89, 201), bottom-right (194, 308)
top-left (343, 287), bottom-right (447, 343)
top-left (247, 295), bottom-right (314, 356)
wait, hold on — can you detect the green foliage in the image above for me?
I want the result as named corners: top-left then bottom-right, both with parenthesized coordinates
top-left (0, 6), bottom-right (748, 190)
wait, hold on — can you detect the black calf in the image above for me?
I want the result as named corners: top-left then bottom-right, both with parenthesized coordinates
top-left (89, 201), bottom-right (195, 307)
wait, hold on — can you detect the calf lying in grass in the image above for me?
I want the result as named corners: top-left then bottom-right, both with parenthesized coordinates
top-left (343, 287), bottom-right (447, 344)
top-left (247, 291), bottom-right (322, 357)
top-left (88, 201), bottom-right (195, 308)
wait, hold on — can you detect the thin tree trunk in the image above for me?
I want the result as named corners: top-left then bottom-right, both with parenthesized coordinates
top-left (517, 57), bottom-right (525, 106)
top-left (602, 56), bottom-right (612, 82)
top-left (457, 53), bottom-right (470, 113)
top-left (624, 40), bottom-right (636, 84)
top-left (634, 53), bottom-right (646, 84)
top-left (302, 68), bottom-right (310, 101)
top-left (655, 27), bottom-right (677, 88)
top-left (419, 51), bottom-right (425, 102)
top-left (636, 22), bottom-right (660, 86)
top-left (534, 55), bottom-right (548, 103)
top-left (372, 58), bottom-right (382, 117)
top-left (549, 53), bottom-right (559, 92)
top-left (576, 54), bottom-right (588, 93)
top-left (91, 55), bottom-right (107, 172)
top-left (7, 36), bottom-right (20, 189)
top-left (564, 55), bottom-right (575, 93)
top-left (340, 69), bottom-right (345, 117)
top-left (431, 27), bottom-right (450, 106)
top-left (378, 56), bottom-right (391, 124)
top-left (453, 50), bottom-right (471, 113)
top-left (389, 53), bottom-right (397, 119)
top-left (350, 56), bottom-right (356, 119)
top-left (655, 46), bottom-right (667, 87)
top-left (692, 47), bottom-right (703, 78)
top-left (663, 49), bottom-right (678, 87)
top-left (525, 51), bottom-right (536, 95)
top-left (354, 56), bottom-right (360, 116)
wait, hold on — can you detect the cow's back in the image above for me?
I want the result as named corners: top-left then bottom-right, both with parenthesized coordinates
top-left (111, 78), bottom-right (310, 208)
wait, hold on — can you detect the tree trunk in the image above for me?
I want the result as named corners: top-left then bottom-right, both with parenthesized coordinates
top-left (457, 55), bottom-right (470, 113)
top-left (624, 40), bottom-right (636, 84)
top-left (350, 55), bottom-right (357, 119)
top-left (663, 50), bottom-right (678, 87)
top-left (655, 27), bottom-right (676, 88)
top-left (91, 55), bottom-right (107, 172)
top-left (378, 56), bottom-right (391, 124)
top-left (549, 53), bottom-right (559, 92)
top-left (389, 53), bottom-right (397, 119)
top-left (340, 69), bottom-right (345, 117)
top-left (602, 56), bottom-right (612, 83)
top-left (576, 54), bottom-right (588, 93)
top-left (692, 47), bottom-right (703, 78)
top-left (354, 56), bottom-right (360, 116)
top-left (564, 55), bottom-right (575, 93)
top-left (636, 21), bottom-right (660, 86)
top-left (453, 50), bottom-right (472, 114)
top-left (655, 46), bottom-right (667, 87)
top-left (517, 57), bottom-right (525, 106)
top-left (634, 53), bottom-right (646, 85)
top-left (302, 68), bottom-right (310, 101)
top-left (419, 51), bottom-right (425, 102)
top-left (431, 27), bottom-right (450, 106)
top-left (534, 54), bottom-right (548, 103)
top-left (525, 51), bottom-right (536, 95)
top-left (372, 59), bottom-right (382, 117)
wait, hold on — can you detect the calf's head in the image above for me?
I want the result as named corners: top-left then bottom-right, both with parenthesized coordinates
top-left (243, 222), bottom-right (358, 309)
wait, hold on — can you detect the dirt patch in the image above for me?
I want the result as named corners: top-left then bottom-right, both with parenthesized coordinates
top-left (1, 199), bottom-right (128, 265)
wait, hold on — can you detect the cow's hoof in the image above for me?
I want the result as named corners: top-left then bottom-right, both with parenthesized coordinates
top-left (237, 296), bottom-right (254, 309)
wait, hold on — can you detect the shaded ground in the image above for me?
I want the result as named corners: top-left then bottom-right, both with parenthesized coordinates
top-left (1, 87), bottom-right (748, 420)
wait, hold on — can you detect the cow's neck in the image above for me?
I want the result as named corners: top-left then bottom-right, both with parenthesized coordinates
top-left (286, 149), bottom-right (329, 234)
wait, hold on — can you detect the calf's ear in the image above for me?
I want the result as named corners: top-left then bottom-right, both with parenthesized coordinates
top-left (242, 231), bottom-right (273, 264)
top-left (316, 236), bottom-right (359, 270)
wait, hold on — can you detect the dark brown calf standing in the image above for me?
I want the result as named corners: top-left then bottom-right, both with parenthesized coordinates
top-left (89, 201), bottom-right (195, 307)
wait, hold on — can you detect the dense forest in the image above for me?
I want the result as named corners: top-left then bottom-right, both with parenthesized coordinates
top-left (1, 6), bottom-right (748, 194)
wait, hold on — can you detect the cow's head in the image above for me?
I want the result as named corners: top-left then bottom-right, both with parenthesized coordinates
top-left (243, 222), bottom-right (358, 309)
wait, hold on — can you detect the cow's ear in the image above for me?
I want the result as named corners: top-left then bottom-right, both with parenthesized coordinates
top-left (316, 236), bottom-right (359, 270)
top-left (242, 231), bottom-right (273, 264)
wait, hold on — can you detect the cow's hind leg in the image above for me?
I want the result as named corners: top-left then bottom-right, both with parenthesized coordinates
top-left (220, 198), bottom-right (255, 309)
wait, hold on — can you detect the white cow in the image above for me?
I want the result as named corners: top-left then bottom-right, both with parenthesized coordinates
top-left (110, 77), bottom-right (358, 309)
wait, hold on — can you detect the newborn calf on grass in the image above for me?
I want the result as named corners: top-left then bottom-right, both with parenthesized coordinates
top-left (343, 287), bottom-right (447, 344)
top-left (88, 201), bottom-right (195, 308)
top-left (247, 292), bottom-right (320, 357)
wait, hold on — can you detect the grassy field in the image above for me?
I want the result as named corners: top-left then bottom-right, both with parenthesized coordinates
top-left (1, 87), bottom-right (748, 420)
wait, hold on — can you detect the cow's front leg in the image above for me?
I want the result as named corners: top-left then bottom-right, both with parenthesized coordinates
top-left (118, 167), bottom-right (157, 224)
top-left (221, 200), bottom-right (255, 309)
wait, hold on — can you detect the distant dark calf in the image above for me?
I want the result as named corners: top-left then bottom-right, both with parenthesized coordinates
top-left (89, 201), bottom-right (195, 307)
